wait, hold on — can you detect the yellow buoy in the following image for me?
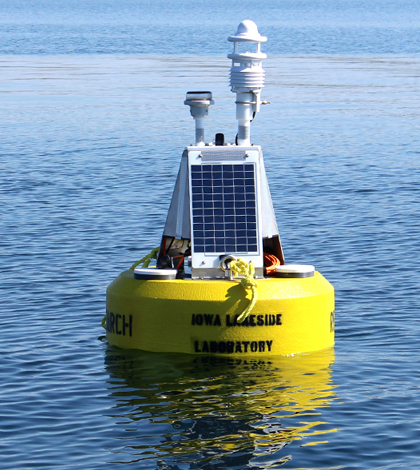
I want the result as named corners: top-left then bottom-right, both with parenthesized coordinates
top-left (105, 268), bottom-right (334, 356)
top-left (104, 21), bottom-right (335, 356)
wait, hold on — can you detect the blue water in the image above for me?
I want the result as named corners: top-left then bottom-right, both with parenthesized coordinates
top-left (1, 0), bottom-right (420, 55)
top-left (1, 1), bottom-right (420, 469)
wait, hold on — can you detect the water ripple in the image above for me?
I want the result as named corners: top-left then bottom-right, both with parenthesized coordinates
top-left (1, 52), bottom-right (420, 469)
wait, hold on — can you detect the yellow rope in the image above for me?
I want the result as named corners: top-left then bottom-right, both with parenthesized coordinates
top-left (129, 246), bottom-right (160, 269)
top-left (229, 258), bottom-right (258, 324)
top-left (115, 251), bottom-right (257, 326)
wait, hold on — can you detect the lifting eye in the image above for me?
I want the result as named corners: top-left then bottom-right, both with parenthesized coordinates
top-left (219, 254), bottom-right (237, 272)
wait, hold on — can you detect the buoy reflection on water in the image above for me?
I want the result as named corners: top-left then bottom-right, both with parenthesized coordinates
top-left (104, 348), bottom-right (339, 468)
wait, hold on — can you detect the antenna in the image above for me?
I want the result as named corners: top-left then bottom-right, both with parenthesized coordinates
top-left (184, 91), bottom-right (214, 146)
top-left (228, 20), bottom-right (267, 146)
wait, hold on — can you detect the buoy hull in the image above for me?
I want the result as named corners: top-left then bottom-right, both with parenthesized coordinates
top-left (105, 270), bottom-right (334, 356)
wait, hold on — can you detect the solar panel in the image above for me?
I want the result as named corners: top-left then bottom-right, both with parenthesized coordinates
top-left (190, 163), bottom-right (258, 254)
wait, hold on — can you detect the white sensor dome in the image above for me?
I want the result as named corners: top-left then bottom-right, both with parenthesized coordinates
top-left (228, 20), bottom-right (267, 43)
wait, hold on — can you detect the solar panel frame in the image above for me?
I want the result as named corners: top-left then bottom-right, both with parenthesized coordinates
top-left (188, 148), bottom-right (262, 272)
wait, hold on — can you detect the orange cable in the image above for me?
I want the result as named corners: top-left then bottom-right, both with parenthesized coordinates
top-left (176, 256), bottom-right (185, 270)
top-left (264, 253), bottom-right (281, 275)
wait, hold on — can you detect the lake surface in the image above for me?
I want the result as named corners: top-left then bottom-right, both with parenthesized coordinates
top-left (1, 1), bottom-right (420, 469)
